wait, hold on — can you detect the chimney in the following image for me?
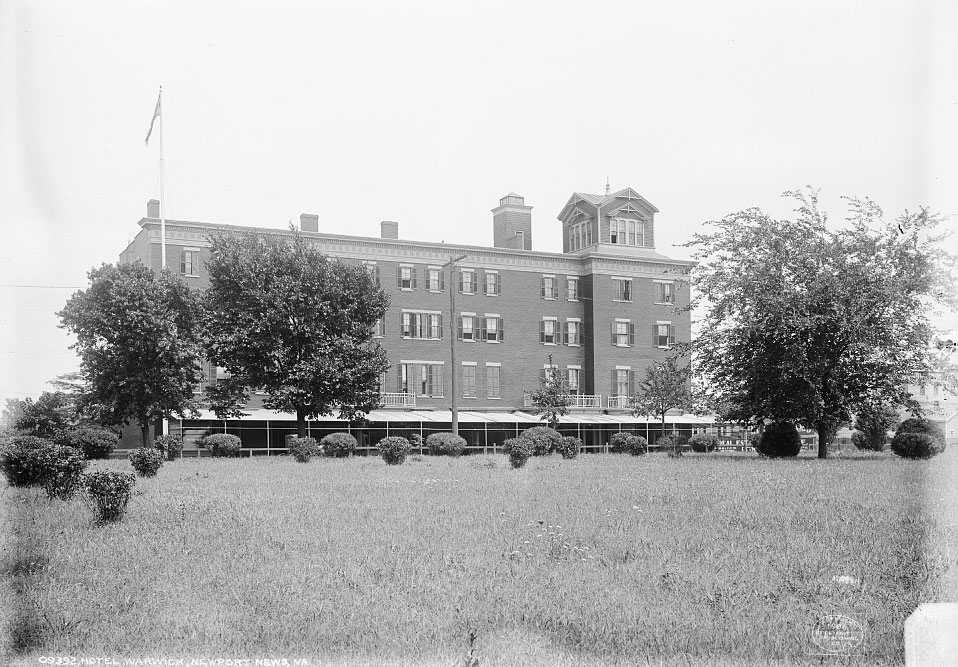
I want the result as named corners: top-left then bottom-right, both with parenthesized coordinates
top-left (492, 192), bottom-right (532, 250)
top-left (300, 213), bottom-right (319, 233)
top-left (380, 220), bottom-right (399, 239)
top-left (147, 199), bottom-right (160, 219)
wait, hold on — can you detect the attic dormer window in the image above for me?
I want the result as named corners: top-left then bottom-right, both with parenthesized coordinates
top-left (610, 218), bottom-right (645, 246)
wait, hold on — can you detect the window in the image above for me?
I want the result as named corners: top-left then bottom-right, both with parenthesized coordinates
top-left (653, 322), bottom-right (676, 348)
top-left (180, 249), bottom-right (200, 276)
top-left (483, 271), bottom-right (500, 296)
top-left (612, 368), bottom-right (633, 397)
top-left (541, 275), bottom-right (557, 299)
top-left (610, 218), bottom-right (645, 246)
top-left (655, 281), bottom-right (675, 304)
top-left (427, 267), bottom-right (444, 292)
top-left (613, 278), bottom-right (632, 302)
top-left (399, 362), bottom-right (443, 397)
top-left (373, 318), bottom-right (385, 337)
top-left (400, 311), bottom-right (442, 339)
top-left (540, 318), bottom-right (557, 344)
top-left (567, 277), bottom-right (579, 301)
top-left (459, 268), bottom-right (477, 294)
top-left (481, 315), bottom-right (503, 342)
top-left (458, 314), bottom-right (476, 341)
top-left (566, 320), bottom-right (581, 346)
top-left (567, 367), bottom-right (580, 394)
top-left (363, 261), bottom-right (380, 286)
top-left (486, 364), bottom-right (501, 399)
top-left (462, 363), bottom-right (477, 398)
top-left (397, 265), bottom-right (417, 290)
top-left (568, 222), bottom-right (592, 251)
top-left (613, 320), bottom-right (635, 346)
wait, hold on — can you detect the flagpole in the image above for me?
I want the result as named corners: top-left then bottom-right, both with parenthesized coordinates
top-left (158, 85), bottom-right (166, 270)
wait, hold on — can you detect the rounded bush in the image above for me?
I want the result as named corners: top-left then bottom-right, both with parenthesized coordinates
top-left (37, 445), bottom-right (88, 499)
top-left (153, 434), bottom-right (184, 461)
top-left (53, 426), bottom-right (118, 460)
top-left (426, 432), bottom-right (467, 457)
top-left (502, 437), bottom-right (533, 468)
top-left (628, 435), bottom-right (649, 456)
top-left (202, 433), bottom-right (242, 458)
top-left (288, 436), bottom-right (321, 463)
top-left (850, 430), bottom-right (869, 451)
top-left (609, 432), bottom-right (632, 454)
top-left (756, 422), bottom-right (802, 458)
top-left (83, 471), bottom-right (136, 522)
top-left (896, 418), bottom-right (945, 444)
top-left (891, 418), bottom-right (946, 459)
top-left (688, 433), bottom-right (719, 453)
top-left (378, 436), bottom-right (411, 465)
top-left (320, 432), bottom-right (357, 458)
top-left (556, 436), bottom-right (581, 459)
top-left (0, 435), bottom-right (53, 487)
top-left (520, 426), bottom-right (562, 456)
top-left (129, 447), bottom-right (164, 477)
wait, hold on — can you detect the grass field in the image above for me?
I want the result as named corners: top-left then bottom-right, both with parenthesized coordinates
top-left (1, 449), bottom-right (949, 666)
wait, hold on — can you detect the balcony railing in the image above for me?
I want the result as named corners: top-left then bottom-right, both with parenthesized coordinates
top-left (522, 393), bottom-right (602, 409)
top-left (379, 392), bottom-right (416, 408)
top-left (607, 395), bottom-right (631, 409)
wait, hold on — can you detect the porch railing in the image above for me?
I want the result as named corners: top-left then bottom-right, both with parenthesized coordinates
top-left (379, 392), bottom-right (416, 408)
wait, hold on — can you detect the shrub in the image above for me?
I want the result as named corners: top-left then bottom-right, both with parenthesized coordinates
top-left (53, 426), bottom-right (118, 460)
top-left (891, 418), bottom-right (946, 459)
top-left (657, 436), bottom-right (682, 457)
top-left (128, 447), bottom-right (164, 477)
top-left (37, 445), bottom-right (88, 499)
top-left (854, 403), bottom-right (898, 451)
top-left (83, 471), bottom-right (136, 522)
top-left (378, 436), bottom-right (411, 465)
top-left (850, 430), bottom-right (869, 451)
top-left (688, 433), bottom-right (719, 453)
top-left (756, 422), bottom-right (802, 458)
top-left (502, 437), bottom-right (533, 468)
top-left (288, 436), bottom-right (321, 463)
top-left (556, 436), bottom-right (581, 459)
top-left (426, 432), bottom-right (467, 457)
top-left (520, 426), bottom-right (562, 456)
top-left (320, 432), bottom-right (357, 458)
top-left (609, 432), bottom-right (632, 454)
top-left (153, 434), bottom-right (184, 461)
top-left (0, 435), bottom-right (53, 487)
top-left (202, 433), bottom-right (242, 458)
top-left (748, 433), bottom-right (762, 450)
top-left (628, 435), bottom-right (649, 456)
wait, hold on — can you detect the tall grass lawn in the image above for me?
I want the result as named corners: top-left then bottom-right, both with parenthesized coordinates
top-left (2, 451), bottom-right (947, 666)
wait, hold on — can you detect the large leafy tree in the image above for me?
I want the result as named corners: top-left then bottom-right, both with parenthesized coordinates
top-left (529, 354), bottom-right (571, 428)
top-left (58, 262), bottom-right (205, 446)
top-left (630, 356), bottom-right (691, 441)
top-left (203, 231), bottom-right (390, 437)
top-left (12, 391), bottom-right (74, 437)
top-left (687, 189), bottom-right (956, 458)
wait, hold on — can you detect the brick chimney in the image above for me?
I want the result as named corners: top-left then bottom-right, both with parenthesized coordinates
top-left (147, 199), bottom-right (160, 219)
top-left (300, 213), bottom-right (319, 233)
top-left (380, 221), bottom-right (399, 239)
top-left (492, 193), bottom-right (532, 250)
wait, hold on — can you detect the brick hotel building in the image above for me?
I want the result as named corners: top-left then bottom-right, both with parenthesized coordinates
top-left (118, 188), bottom-right (709, 452)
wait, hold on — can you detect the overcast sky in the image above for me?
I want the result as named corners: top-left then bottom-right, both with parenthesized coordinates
top-left (1, 0), bottom-right (956, 410)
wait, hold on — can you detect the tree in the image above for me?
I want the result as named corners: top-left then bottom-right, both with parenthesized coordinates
top-left (687, 189), bottom-right (956, 458)
top-left (203, 231), bottom-right (390, 437)
top-left (528, 354), bottom-right (571, 428)
top-left (2, 398), bottom-right (27, 431)
top-left (58, 262), bottom-right (205, 446)
top-left (12, 392), bottom-right (73, 437)
top-left (630, 356), bottom-right (691, 445)
top-left (853, 402), bottom-right (899, 451)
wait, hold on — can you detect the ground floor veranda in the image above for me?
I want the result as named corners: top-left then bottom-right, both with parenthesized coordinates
top-left (155, 409), bottom-right (746, 456)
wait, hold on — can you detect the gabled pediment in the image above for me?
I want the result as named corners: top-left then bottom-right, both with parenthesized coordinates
top-left (557, 187), bottom-right (659, 222)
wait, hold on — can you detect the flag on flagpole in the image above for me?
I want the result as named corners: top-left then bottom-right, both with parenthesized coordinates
top-left (145, 91), bottom-right (162, 146)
